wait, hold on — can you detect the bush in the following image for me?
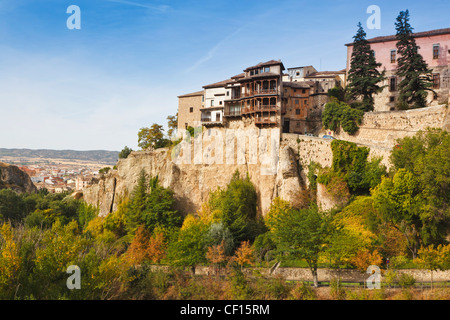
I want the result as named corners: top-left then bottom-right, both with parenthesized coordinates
top-left (288, 282), bottom-right (317, 300)
top-left (397, 273), bottom-right (416, 288)
top-left (322, 100), bottom-right (364, 135)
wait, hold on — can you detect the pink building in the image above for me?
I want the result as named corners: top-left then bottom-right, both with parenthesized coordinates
top-left (346, 28), bottom-right (450, 111)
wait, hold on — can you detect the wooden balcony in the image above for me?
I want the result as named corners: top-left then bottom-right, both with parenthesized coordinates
top-left (243, 89), bottom-right (279, 97)
top-left (242, 105), bottom-right (278, 114)
top-left (224, 109), bottom-right (241, 117)
top-left (201, 118), bottom-right (224, 126)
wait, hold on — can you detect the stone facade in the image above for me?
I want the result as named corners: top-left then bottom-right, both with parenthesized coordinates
top-left (177, 90), bottom-right (204, 132)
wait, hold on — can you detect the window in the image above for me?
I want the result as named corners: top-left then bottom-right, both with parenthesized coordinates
top-left (202, 95), bottom-right (204, 102)
top-left (296, 71), bottom-right (300, 76)
top-left (389, 96), bottom-right (395, 103)
top-left (189, 107), bottom-right (193, 113)
top-left (302, 89), bottom-right (306, 94)
top-left (226, 91), bottom-right (229, 96)
top-left (250, 70), bottom-right (254, 76)
top-left (389, 77), bottom-right (397, 92)
top-left (185, 123), bottom-right (188, 129)
top-left (219, 101), bottom-right (222, 105)
top-left (295, 109), bottom-right (300, 115)
top-left (433, 73), bottom-right (440, 89)
top-left (294, 89), bottom-right (297, 93)
top-left (211, 100), bottom-right (214, 106)
top-left (390, 50), bottom-right (396, 63)
top-left (295, 99), bottom-right (299, 104)
top-left (433, 44), bottom-right (440, 59)
top-left (264, 67), bottom-right (270, 73)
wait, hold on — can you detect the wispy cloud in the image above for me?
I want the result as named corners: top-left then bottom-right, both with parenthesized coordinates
top-left (103, 0), bottom-right (170, 13)
top-left (183, 27), bottom-right (246, 74)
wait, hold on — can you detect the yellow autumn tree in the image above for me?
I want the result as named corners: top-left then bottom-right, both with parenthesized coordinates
top-left (233, 240), bottom-right (255, 269)
top-left (0, 223), bottom-right (20, 291)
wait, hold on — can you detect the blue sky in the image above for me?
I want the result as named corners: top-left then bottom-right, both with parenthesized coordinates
top-left (0, 0), bottom-right (448, 151)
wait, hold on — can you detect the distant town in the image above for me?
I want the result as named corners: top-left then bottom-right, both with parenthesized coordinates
top-left (0, 149), bottom-right (118, 194)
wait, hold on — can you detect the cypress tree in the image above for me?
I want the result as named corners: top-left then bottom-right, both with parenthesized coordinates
top-left (347, 22), bottom-right (386, 111)
top-left (395, 10), bottom-right (435, 109)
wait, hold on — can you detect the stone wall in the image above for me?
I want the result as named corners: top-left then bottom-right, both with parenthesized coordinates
top-left (330, 104), bottom-right (449, 149)
top-left (152, 265), bottom-right (450, 283)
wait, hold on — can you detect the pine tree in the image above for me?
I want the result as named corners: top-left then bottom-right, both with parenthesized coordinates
top-left (346, 23), bottom-right (386, 111)
top-left (395, 10), bottom-right (435, 109)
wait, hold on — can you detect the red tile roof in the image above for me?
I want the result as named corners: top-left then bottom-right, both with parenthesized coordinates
top-left (345, 28), bottom-right (450, 46)
top-left (244, 59), bottom-right (285, 72)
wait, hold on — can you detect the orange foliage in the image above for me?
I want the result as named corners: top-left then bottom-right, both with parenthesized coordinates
top-left (352, 249), bottom-right (383, 272)
top-left (126, 226), bottom-right (166, 265)
top-left (233, 241), bottom-right (255, 268)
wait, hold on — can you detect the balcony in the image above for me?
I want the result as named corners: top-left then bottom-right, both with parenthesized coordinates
top-left (243, 89), bottom-right (279, 97)
top-left (242, 105), bottom-right (278, 114)
top-left (201, 117), bottom-right (223, 126)
top-left (224, 109), bottom-right (241, 117)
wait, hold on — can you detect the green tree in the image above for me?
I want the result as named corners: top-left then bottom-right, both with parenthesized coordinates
top-left (118, 146), bottom-right (133, 159)
top-left (219, 171), bottom-right (259, 246)
top-left (346, 22), bottom-right (386, 111)
top-left (389, 129), bottom-right (450, 247)
top-left (167, 114), bottom-right (178, 138)
top-left (322, 100), bottom-right (364, 135)
top-left (166, 215), bottom-right (209, 274)
top-left (138, 123), bottom-right (171, 150)
top-left (266, 199), bottom-right (332, 288)
top-left (395, 10), bottom-right (435, 109)
top-left (372, 169), bottom-right (421, 258)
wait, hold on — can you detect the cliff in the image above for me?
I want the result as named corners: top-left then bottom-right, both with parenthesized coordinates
top-left (82, 104), bottom-right (449, 217)
top-left (0, 162), bottom-right (37, 193)
top-left (83, 131), bottom-right (306, 217)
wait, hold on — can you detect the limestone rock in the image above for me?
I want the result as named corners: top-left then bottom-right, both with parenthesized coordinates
top-left (0, 162), bottom-right (37, 194)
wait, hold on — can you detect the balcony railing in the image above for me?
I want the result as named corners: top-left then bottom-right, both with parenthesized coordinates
top-left (243, 89), bottom-right (279, 97)
top-left (224, 110), bottom-right (241, 117)
top-left (242, 105), bottom-right (278, 114)
top-left (201, 118), bottom-right (224, 126)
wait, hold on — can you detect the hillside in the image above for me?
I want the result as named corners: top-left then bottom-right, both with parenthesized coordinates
top-left (0, 148), bottom-right (119, 165)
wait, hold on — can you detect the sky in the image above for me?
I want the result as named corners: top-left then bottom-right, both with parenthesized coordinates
top-left (0, 0), bottom-right (448, 151)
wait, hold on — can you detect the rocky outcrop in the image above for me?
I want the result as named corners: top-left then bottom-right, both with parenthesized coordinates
top-left (83, 137), bottom-right (306, 217)
top-left (0, 162), bottom-right (37, 193)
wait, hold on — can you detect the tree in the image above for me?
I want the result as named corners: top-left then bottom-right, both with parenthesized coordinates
top-left (372, 169), bottom-right (421, 258)
top-left (395, 10), bottom-right (435, 109)
top-left (138, 123), bottom-right (171, 150)
top-left (167, 114), bottom-right (178, 138)
top-left (213, 171), bottom-right (259, 247)
top-left (322, 100), bottom-right (364, 135)
top-left (167, 214), bottom-right (209, 275)
top-left (389, 129), bottom-right (450, 247)
top-left (266, 200), bottom-right (332, 288)
top-left (346, 22), bottom-right (386, 111)
top-left (415, 244), bottom-right (450, 289)
top-left (118, 146), bottom-right (133, 159)
top-left (233, 240), bottom-right (255, 270)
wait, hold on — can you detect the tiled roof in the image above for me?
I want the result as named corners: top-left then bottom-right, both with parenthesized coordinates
top-left (203, 78), bottom-right (233, 89)
top-left (177, 90), bottom-right (204, 98)
top-left (239, 72), bottom-right (281, 82)
top-left (244, 59), bottom-right (285, 72)
top-left (345, 28), bottom-right (450, 46)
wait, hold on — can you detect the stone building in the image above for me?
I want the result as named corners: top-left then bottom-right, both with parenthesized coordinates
top-left (178, 59), bottom-right (330, 135)
top-left (345, 28), bottom-right (450, 111)
top-left (177, 90), bottom-right (204, 132)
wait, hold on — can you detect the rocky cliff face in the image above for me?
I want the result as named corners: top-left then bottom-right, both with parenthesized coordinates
top-left (82, 142), bottom-right (307, 217)
top-left (0, 162), bottom-right (37, 193)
